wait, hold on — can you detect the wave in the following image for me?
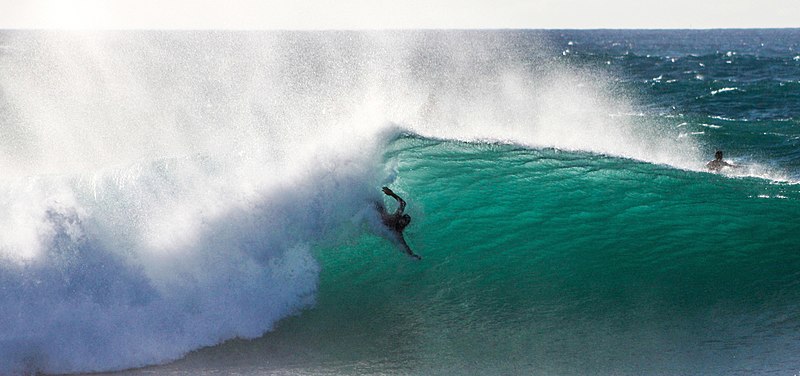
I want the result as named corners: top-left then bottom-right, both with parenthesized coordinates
top-left (709, 87), bottom-right (741, 96)
top-left (148, 135), bottom-right (800, 375)
top-left (0, 30), bottom-right (781, 374)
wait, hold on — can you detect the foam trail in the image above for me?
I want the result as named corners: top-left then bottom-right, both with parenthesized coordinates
top-left (0, 31), bottom-right (706, 374)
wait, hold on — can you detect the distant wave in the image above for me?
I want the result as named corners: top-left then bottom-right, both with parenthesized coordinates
top-left (709, 87), bottom-right (741, 96)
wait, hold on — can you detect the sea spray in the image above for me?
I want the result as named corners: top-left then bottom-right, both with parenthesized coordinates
top-left (0, 31), bottom-right (388, 373)
top-left (58, 29), bottom-right (800, 376)
top-left (0, 30), bottom-right (733, 374)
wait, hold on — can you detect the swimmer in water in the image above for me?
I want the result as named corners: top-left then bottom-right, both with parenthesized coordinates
top-left (706, 150), bottom-right (739, 171)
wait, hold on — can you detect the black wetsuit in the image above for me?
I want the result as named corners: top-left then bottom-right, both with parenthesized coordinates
top-left (377, 189), bottom-right (420, 260)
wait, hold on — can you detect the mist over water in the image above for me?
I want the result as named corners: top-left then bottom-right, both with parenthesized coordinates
top-left (1, 30), bottom-right (797, 374)
top-left (0, 31), bottom-right (389, 374)
top-left (0, 31), bottom-right (705, 176)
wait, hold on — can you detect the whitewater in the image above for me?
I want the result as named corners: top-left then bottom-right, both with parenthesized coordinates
top-left (1, 30), bottom-right (799, 375)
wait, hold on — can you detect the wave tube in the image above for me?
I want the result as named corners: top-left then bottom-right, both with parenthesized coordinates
top-left (0, 31), bottom-right (704, 374)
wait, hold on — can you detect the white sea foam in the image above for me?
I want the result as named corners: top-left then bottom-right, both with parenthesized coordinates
top-left (710, 87), bottom-right (740, 95)
top-left (0, 32), bottom-right (388, 374)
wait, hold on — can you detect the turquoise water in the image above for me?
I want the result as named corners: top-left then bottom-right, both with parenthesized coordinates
top-left (123, 135), bottom-right (800, 375)
top-left (1, 30), bottom-right (800, 375)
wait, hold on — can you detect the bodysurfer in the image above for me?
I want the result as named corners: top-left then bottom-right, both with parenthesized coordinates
top-left (706, 150), bottom-right (739, 171)
top-left (376, 187), bottom-right (422, 260)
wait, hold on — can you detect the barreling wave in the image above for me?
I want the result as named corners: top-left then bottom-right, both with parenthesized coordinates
top-left (171, 134), bottom-right (800, 375)
top-left (0, 30), bottom-right (793, 374)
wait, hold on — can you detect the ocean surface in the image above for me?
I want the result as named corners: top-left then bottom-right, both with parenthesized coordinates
top-left (0, 29), bottom-right (799, 375)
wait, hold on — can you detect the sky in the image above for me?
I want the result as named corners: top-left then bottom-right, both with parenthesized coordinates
top-left (1, 0), bottom-right (798, 30)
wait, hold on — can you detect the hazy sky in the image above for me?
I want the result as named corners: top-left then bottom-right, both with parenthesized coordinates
top-left (2, 0), bottom-right (798, 29)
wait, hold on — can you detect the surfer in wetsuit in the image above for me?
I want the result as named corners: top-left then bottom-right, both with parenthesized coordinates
top-left (376, 187), bottom-right (422, 260)
top-left (706, 150), bottom-right (739, 171)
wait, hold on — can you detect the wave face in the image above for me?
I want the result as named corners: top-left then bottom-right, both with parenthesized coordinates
top-left (133, 135), bottom-right (800, 376)
top-left (1, 30), bottom-right (800, 375)
top-left (216, 136), bottom-right (799, 376)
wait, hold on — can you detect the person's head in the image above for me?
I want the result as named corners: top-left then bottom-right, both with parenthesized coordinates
top-left (398, 214), bottom-right (411, 229)
top-left (715, 150), bottom-right (723, 160)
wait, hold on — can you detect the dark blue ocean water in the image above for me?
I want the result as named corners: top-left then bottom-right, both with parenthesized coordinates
top-left (0, 30), bottom-right (799, 375)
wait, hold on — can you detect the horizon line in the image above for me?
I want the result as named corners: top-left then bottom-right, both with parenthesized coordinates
top-left (1, 27), bottom-right (799, 32)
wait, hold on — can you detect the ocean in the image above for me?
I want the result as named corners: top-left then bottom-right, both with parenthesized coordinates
top-left (0, 29), bottom-right (799, 375)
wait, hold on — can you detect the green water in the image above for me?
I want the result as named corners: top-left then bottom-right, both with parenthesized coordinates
top-left (5, 29), bottom-right (800, 375)
top-left (153, 136), bottom-right (800, 375)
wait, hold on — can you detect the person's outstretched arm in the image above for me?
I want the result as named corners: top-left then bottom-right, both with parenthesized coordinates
top-left (382, 187), bottom-right (406, 214)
